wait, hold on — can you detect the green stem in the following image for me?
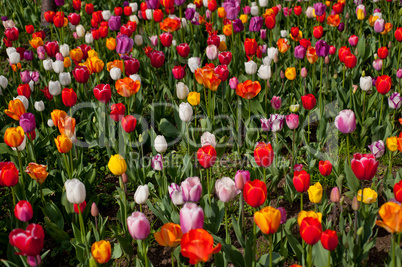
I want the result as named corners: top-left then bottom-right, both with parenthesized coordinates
top-left (186, 122), bottom-right (190, 153)
top-left (253, 212), bottom-right (257, 267)
top-left (307, 110), bottom-right (310, 144)
top-left (327, 250), bottom-right (331, 267)
top-left (362, 91), bottom-right (366, 122)
top-left (319, 57), bottom-right (323, 116)
top-left (360, 181), bottom-right (364, 214)
top-left (143, 240), bottom-right (149, 267)
top-left (69, 150), bottom-right (74, 178)
top-left (78, 207), bottom-right (89, 255)
top-left (392, 234), bottom-right (396, 267)
top-left (346, 134), bottom-right (350, 166)
top-left (269, 234), bottom-right (273, 267)
top-left (11, 187), bottom-right (16, 209)
top-left (225, 204), bottom-right (230, 244)
top-left (17, 150), bottom-right (24, 188)
top-left (206, 169), bottom-right (211, 204)
top-left (379, 94), bottom-right (384, 125)
top-left (64, 154), bottom-right (72, 179)
top-left (40, 184), bottom-right (46, 207)
top-left (307, 245), bottom-right (313, 267)
top-left (171, 250), bottom-right (174, 267)
top-left (263, 167), bottom-right (266, 185)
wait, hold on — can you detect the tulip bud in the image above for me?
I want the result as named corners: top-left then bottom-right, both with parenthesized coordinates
top-left (234, 170), bottom-right (250, 190)
top-left (388, 41), bottom-right (392, 49)
top-left (154, 135), bottom-right (167, 153)
top-left (14, 200), bottom-right (33, 222)
top-left (91, 202), bottom-right (99, 217)
top-left (273, 54), bottom-right (279, 63)
top-left (110, 67), bottom-right (122, 80)
top-left (289, 104), bottom-right (300, 112)
top-left (47, 119), bottom-right (54, 127)
top-left (122, 173), bottom-right (128, 183)
top-left (280, 70), bottom-right (285, 79)
top-left (176, 82), bottom-right (189, 100)
top-left (345, 12), bottom-right (349, 19)
top-left (357, 226), bottom-right (364, 236)
top-left (301, 67), bottom-right (308, 78)
top-left (65, 178), bottom-right (86, 204)
top-left (134, 185), bottom-right (149, 205)
top-left (352, 196), bottom-right (359, 211)
top-left (325, 56), bottom-right (330, 65)
top-left (330, 187), bottom-right (340, 202)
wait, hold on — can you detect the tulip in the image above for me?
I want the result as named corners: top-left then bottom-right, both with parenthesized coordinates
top-left (108, 154), bottom-right (127, 176)
top-left (245, 60), bottom-right (257, 75)
top-left (115, 77), bottom-right (141, 97)
top-left (64, 178), bottom-right (86, 204)
top-left (236, 80), bottom-right (261, 99)
top-left (215, 177), bottom-right (238, 203)
top-left (243, 180), bottom-right (267, 208)
top-left (176, 43), bottom-right (190, 58)
top-left (73, 65), bottom-right (90, 84)
top-left (308, 182), bottom-right (323, 204)
top-left (301, 94), bottom-right (316, 110)
top-left (315, 40), bottom-right (329, 57)
top-left (155, 222), bottom-right (183, 248)
top-left (229, 77), bottom-right (239, 90)
top-left (254, 206), bottom-right (281, 235)
top-left (290, 104), bottom-right (300, 112)
top-left (206, 45), bottom-right (218, 60)
top-left (388, 92), bottom-right (402, 109)
top-left (180, 229), bottom-right (221, 265)
top-left (0, 75), bottom-right (8, 89)
top-left (286, 114), bottom-right (299, 129)
top-left (19, 113), bottom-right (36, 133)
top-left (154, 135), bottom-right (168, 153)
top-left (14, 200), bottom-right (33, 222)
top-left (234, 170), bottom-right (250, 190)
top-left (218, 52), bottom-right (232, 65)
top-left (269, 114), bottom-right (284, 132)
top-left (376, 202), bottom-right (402, 233)
top-left (376, 75), bottom-right (392, 94)
top-left (116, 34), bottom-right (134, 54)
top-left (172, 65), bottom-right (186, 80)
top-left (9, 224), bottom-right (45, 256)
top-left (294, 45), bottom-right (306, 59)
top-left (321, 230), bottom-right (338, 251)
top-left (344, 53), bottom-right (357, 68)
top-left (313, 26), bottom-right (324, 39)
top-left (293, 170), bottom-right (310, 193)
top-left (357, 188), bottom-right (378, 204)
top-left (351, 153), bottom-right (378, 181)
top-left (297, 211), bottom-right (323, 226)
top-left (394, 181), bottom-right (402, 203)
top-left (257, 65), bottom-right (271, 80)
top-left (377, 47), bottom-right (388, 59)
top-left (59, 72), bottom-right (72, 86)
top-left (254, 142), bottom-right (274, 167)
top-left (174, 82), bottom-right (190, 100)
top-left (121, 115), bottom-right (137, 133)
top-left (187, 92), bottom-right (200, 106)
top-left (91, 240), bottom-right (111, 264)
top-left (197, 145), bottom-right (216, 168)
top-left (151, 154), bottom-right (163, 171)
top-left (188, 57), bottom-right (201, 73)
top-left (244, 38), bottom-right (258, 56)
top-left (24, 163), bottom-right (48, 185)
top-left (55, 134), bottom-right (72, 153)
top-left (181, 177), bottom-right (202, 203)
top-left (127, 212), bottom-right (151, 240)
top-left (334, 109), bottom-right (356, 134)
top-left (300, 217), bottom-right (322, 245)
top-left (4, 127), bottom-right (25, 148)
top-left (50, 109), bottom-right (67, 128)
top-left (318, 160), bottom-right (332, 176)
top-left (149, 50), bottom-right (165, 68)
top-left (180, 203), bottom-right (204, 234)
top-left (330, 187), bottom-right (340, 203)
top-left (5, 99), bottom-right (25, 121)
top-left (169, 183), bottom-right (184, 205)
top-left (360, 76), bottom-right (372, 91)
top-left (134, 185), bottom-right (149, 205)
top-left (43, 59), bottom-right (53, 71)
top-left (94, 84), bottom-right (112, 103)
top-left (386, 137), bottom-right (400, 152)
top-left (374, 18), bottom-right (385, 33)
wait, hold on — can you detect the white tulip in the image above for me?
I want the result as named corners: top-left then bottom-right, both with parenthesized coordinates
top-left (360, 76), bottom-right (373, 92)
top-left (129, 3), bottom-right (138, 13)
top-left (257, 65), bottom-right (272, 80)
top-left (65, 178), bottom-right (86, 204)
top-left (129, 15), bottom-right (139, 24)
top-left (47, 119), bottom-right (54, 127)
top-left (267, 47), bottom-right (278, 61)
top-left (110, 67), bottom-right (122, 80)
top-left (179, 102), bottom-right (193, 122)
top-left (9, 52), bottom-right (20, 64)
top-left (59, 72), bottom-right (72, 86)
top-left (52, 60), bottom-right (64, 74)
top-left (6, 47), bottom-right (16, 57)
top-left (129, 74), bottom-right (141, 83)
top-left (0, 75), bottom-right (8, 89)
top-left (187, 3), bottom-right (196, 9)
top-left (201, 132), bottom-right (216, 148)
top-left (181, 18), bottom-right (187, 28)
top-left (29, 81), bottom-right (34, 92)
top-left (85, 33), bottom-right (94, 44)
top-left (34, 101), bottom-right (45, 112)
top-left (49, 80), bottom-right (62, 96)
top-left (134, 185), bottom-right (149, 205)
top-left (245, 60), bottom-right (258, 75)
top-left (76, 25), bottom-right (85, 38)
top-left (250, 2), bottom-right (259, 16)
top-left (280, 30), bottom-right (288, 38)
top-left (145, 9), bottom-right (153, 20)
top-left (259, 0), bottom-right (268, 7)
top-left (176, 82), bottom-right (189, 100)
top-left (102, 10), bottom-right (111, 21)
top-left (188, 57), bottom-right (201, 73)
top-left (154, 135), bottom-right (168, 153)
top-left (43, 59), bottom-right (53, 71)
top-left (134, 35), bottom-right (143, 46)
top-left (60, 44), bottom-right (70, 57)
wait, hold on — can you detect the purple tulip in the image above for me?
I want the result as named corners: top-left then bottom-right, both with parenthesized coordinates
top-left (269, 114), bottom-right (285, 132)
top-left (24, 51), bottom-right (33, 61)
top-left (181, 177), bottom-right (202, 203)
top-left (368, 140), bottom-right (385, 159)
top-left (271, 96), bottom-right (282, 110)
top-left (149, 35), bottom-right (158, 47)
top-left (249, 16), bottom-right (264, 32)
top-left (294, 45), bottom-right (306, 59)
top-left (278, 207), bottom-right (287, 224)
top-left (294, 164), bottom-right (303, 172)
top-left (168, 183), bottom-right (184, 205)
top-left (334, 109), bottom-right (356, 134)
top-left (261, 118), bottom-right (271, 131)
top-left (20, 71), bottom-right (32, 83)
top-left (19, 113), bottom-right (36, 133)
top-left (315, 40), bottom-right (330, 57)
top-left (146, 0), bottom-right (159, 9)
top-left (374, 18), bottom-right (385, 33)
top-left (127, 212), bottom-right (150, 240)
top-left (185, 8), bottom-right (196, 20)
top-left (30, 71), bottom-right (40, 82)
top-left (215, 177), bottom-right (238, 202)
top-left (260, 29), bottom-right (267, 40)
top-left (286, 114), bottom-right (299, 129)
top-left (260, 44), bottom-right (267, 54)
top-left (337, 22), bottom-right (345, 32)
top-left (55, 0), bottom-right (64, 6)
top-left (229, 76), bottom-right (238, 89)
top-left (313, 2), bottom-right (326, 16)
top-left (174, 0), bottom-right (186, 6)
top-left (123, 1), bottom-right (129, 7)
top-left (388, 92), bottom-right (402, 109)
top-left (191, 12), bottom-right (200, 25)
top-left (109, 16), bottom-right (121, 32)
top-left (223, 0), bottom-right (240, 20)
top-left (234, 170), bottom-right (250, 190)
top-left (2, 16), bottom-right (8, 21)
top-left (151, 154), bottom-right (163, 171)
top-left (180, 203), bottom-right (204, 234)
top-left (232, 19), bottom-right (244, 33)
top-left (116, 34), bottom-right (134, 54)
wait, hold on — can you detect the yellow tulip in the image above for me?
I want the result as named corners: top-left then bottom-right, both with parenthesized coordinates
top-left (106, 37), bottom-right (116, 51)
top-left (87, 49), bottom-right (99, 58)
top-left (357, 9), bottom-right (365, 20)
top-left (91, 240), bottom-right (112, 264)
top-left (187, 92), bottom-right (201, 106)
top-left (108, 154), bottom-right (127, 176)
top-left (240, 14), bottom-right (248, 24)
top-left (357, 188), bottom-right (377, 204)
top-left (285, 67), bottom-right (296, 81)
top-left (86, 57), bottom-right (104, 73)
top-left (297, 210), bottom-right (322, 226)
top-left (223, 24), bottom-right (232, 36)
top-left (254, 206), bottom-right (281, 235)
top-left (386, 137), bottom-right (398, 152)
top-left (376, 202), bottom-right (402, 233)
top-left (307, 182), bottom-right (323, 204)
top-left (55, 134), bottom-right (73, 153)
top-left (29, 37), bottom-right (44, 49)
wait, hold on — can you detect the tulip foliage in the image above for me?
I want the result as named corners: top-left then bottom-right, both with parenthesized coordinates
top-left (2, 0), bottom-right (402, 266)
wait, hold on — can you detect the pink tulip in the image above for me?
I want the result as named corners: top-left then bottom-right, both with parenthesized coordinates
top-left (215, 177), bottom-right (238, 202)
top-left (234, 170), bottom-right (250, 190)
top-left (14, 200), bottom-right (33, 222)
top-left (286, 114), bottom-right (299, 129)
top-left (181, 177), bottom-right (202, 203)
top-left (334, 109), bottom-right (356, 134)
top-left (180, 203), bottom-right (204, 234)
top-left (271, 96), bottom-right (282, 110)
top-left (348, 35), bottom-right (358, 47)
top-left (127, 212), bottom-right (150, 240)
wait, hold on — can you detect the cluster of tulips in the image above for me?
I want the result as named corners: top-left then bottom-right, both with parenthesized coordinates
top-left (2, 0), bottom-right (402, 266)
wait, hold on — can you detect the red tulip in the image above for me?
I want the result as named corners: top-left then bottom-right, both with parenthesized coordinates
top-left (207, 35), bottom-right (220, 47)
top-left (313, 26), bottom-right (324, 39)
top-left (394, 180), bottom-right (402, 203)
top-left (321, 229), bottom-right (338, 251)
top-left (299, 38), bottom-right (311, 49)
top-left (85, 3), bottom-right (94, 15)
top-left (377, 47), bottom-right (388, 59)
top-left (149, 50), bottom-right (165, 68)
top-left (44, 11), bottom-right (55, 23)
top-left (99, 26), bottom-right (108, 38)
top-left (153, 9), bottom-right (164, 22)
top-left (376, 75), bottom-right (392, 95)
top-left (140, 2), bottom-right (147, 11)
top-left (5, 27), bottom-right (19, 41)
top-left (316, 12), bottom-right (326, 23)
top-left (124, 58), bottom-right (140, 76)
top-left (218, 51), bottom-right (232, 65)
top-left (318, 160), bottom-right (332, 176)
top-left (92, 29), bottom-right (101, 40)
top-left (244, 38), bottom-right (258, 56)
top-left (265, 15), bottom-right (276, 30)
top-left (93, 84), bottom-right (112, 103)
top-left (329, 45), bottom-right (336, 55)
top-left (332, 3), bottom-right (344, 14)
top-left (338, 46), bottom-right (351, 63)
top-left (172, 66), bottom-right (186, 80)
top-left (197, 145), bottom-right (217, 169)
top-left (254, 142), bottom-right (274, 167)
top-left (32, 31), bottom-right (46, 40)
top-left (78, 44), bottom-right (91, 60)
top-left (351, 153), bottom-right (378, 181)
top-left (14, 200), bottom-right (33, 222)
top-left (120, 24), bottom-right (134, 37)
top-left (160, 32), bottom-right (173, 47)
top-left (68, 13), bottom-right (81, 26)
top-left (53, 12), bottom-right (65, 28)
top-left (243, 179), bottom-right (267, 208)
top-left (62, 88), bottom-right (77, 107)
top-left (17, 84), bottom-right (31, 99)
top-left (300, 217), bottom-right (322, 245)
top-left (73, 65), bottom-right (90, 84)
top-left (110, 103), bottom-right (126, 122)
top-left (114, 7), bottom-right (123, 16)
top-left (176, 43), bottom-right (190, 58)
top-left (121, 115), bottom-right (137, 133)
top-left (25, 25), bottom-right (34, 34)
top-left (293, 170), bottom-right (310, 193)
top-left (9, 224), bottom-right (45, 256)
top-left (291, 27), bottom-right (300, 38)
top-left (124, 6), bottom-right (132, 16)
top-left (41, 86), bottom-right (53, 101)
top-left (343, 53), bottom-right (357, 69)
top-left (395, 27), bottom-right (402, 42)
top-left (214, 65), bottom-right (229, 81)
top-left (294, 6), bottom-right (302, 16)
top-left (73, 0), bottom-right (81, 10)
top-left (74, 200), bottom-right (87, 214)
top-left (207, 0), bottom-right (217, 11)
top-left (301, 94), bottom-right (316, 110)
top-left (0, 162), bottom-right (19, 187)
top-left (44, 41), bottom-right (59, 58)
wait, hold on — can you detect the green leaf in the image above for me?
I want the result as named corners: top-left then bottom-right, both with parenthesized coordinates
top-left (231, 214), bottom-right (245, 248)
top-left (344, 160), bottom-right (360, 193)
top-left (257, 252), bottom-right (283, 266)
top-left (43, 217), bottom-right (70, 243)
top-left (42, 201), bottom-right (64, 229)
top-left (159, 118), bottom-right (180, 138)
top-left (357, 35), bottom-right (366, 59)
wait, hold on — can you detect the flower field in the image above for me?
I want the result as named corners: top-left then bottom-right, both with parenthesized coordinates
top-left (1, 0), bottom-right (402, 266)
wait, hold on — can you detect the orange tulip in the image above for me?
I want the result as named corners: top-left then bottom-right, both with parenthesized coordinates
top-left (11, 63), bottom-right (22, 72)
top-left (4, 127), bottom-right (25, 148)
top-left (51, 109), bottom-right (67, 128)
top-left (154, 223), bottom-right (183, 247)
top-left (107, 60), bottom-right (124, 72)
top-left (381, 22), bottom-right (393, 35)
top-left (70, 48), bottom-right (84, 62)
top-left (327, 14), bottom-right (340, 27)
top-left (194, 66), bottom-right (221, 91)
top-left (277, 38), bottom-right (291, 53)
top-left (236, 80), bottom-right (261, 99)
top-left (306, 46), bottom-right (318, 64)
top-left (29, 37), bottom-right (44, 49)
top-left (106, 37), bottom-right (116, 51)
top-left (5, 99), bottom-right (26, 120)
top-left (58, 116), bottom-right (76, 138)
top-left (64, 57), bottom-right (72, 68)
top-left (25, 163), bottom-right (49, 184)
top-left (223, 24), bottom-right (232, 36)
top-left (217, 7), bottom-right (226, 18)
top-left (160, 17), bottom-right (181, 32)
top-left (115, 77), bottom-right (141, 97)
top-left (376, 202), bottom-right (402, 233)
top-left (180, 229), bottom-right (221, 265)
top-left (55, 134), bottom-right (73, 153)
top-left (91, 240), bottom-right (112, 264)
top-left (254, 206), bottom-right (281, 235)
top-left (85, 57), bottom-right (104, 73)
top-left (368, 15), bottom-right (379, 27)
